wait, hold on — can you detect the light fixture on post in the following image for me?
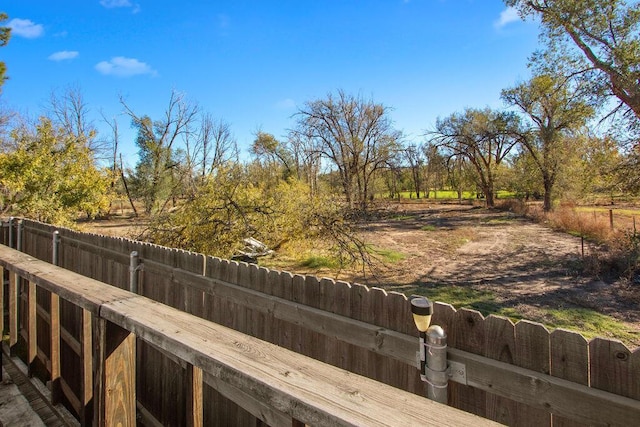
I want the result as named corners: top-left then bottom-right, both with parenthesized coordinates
top-left (410, 296), bottom-right (432, 382)
top-left (410, 296), bottom-right (448, 404)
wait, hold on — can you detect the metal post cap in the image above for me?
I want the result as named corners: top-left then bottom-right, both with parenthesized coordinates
top-left (426, 325), bottom-right (446, 345)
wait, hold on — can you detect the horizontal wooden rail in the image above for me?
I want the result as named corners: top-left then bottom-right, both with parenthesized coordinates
top-left (0, 245), bottom-right (496, 426)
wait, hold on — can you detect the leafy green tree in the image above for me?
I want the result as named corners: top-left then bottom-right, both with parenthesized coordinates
top-left (293, 90), bottom-right (402, 210)
top-left (507, 0), bottom-right (640, 122)
top-left (504, 150), bottom-right (544, 200)
top-left (0, 13), bottom-right (10, 90)
top-left (502, 73), bottom-right (595, 211)
top-left (0, 117), bottom-right (111, 225)
top-left (431, 108), bottom-right (521, 207)
top-left (145, 164), bottom-right (361, 263)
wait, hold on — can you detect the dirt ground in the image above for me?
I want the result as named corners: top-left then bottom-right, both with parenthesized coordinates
top-left (82, 202), bottom-right (640, 345)
top-left (354, 203), bottom-right (640, 332)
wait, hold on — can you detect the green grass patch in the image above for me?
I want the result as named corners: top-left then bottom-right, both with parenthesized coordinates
top-left (415, 286), bottom-right (501, 314)
top-left (300, 255), bottom-right (341, 269)
top-left (411, 286), bottom-right (636, 345)
top-left (366, 245), bottom-right (406, 263)
top-left (541, 308), bottom-right (637, 342)
top-left (421, 225), bottom-right (437, 231)
top-left (575, 206), bottom-right (640, 217)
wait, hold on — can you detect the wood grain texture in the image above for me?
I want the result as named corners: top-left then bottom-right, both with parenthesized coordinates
top-left (186, 364), bottom-right (203, 427)
top-left (590, 339), bottom-right (640, 401)
top-left (50, 291), bottom-right (61, 405)
top-left (26, 280), bottom-right (37, 375)
top-left (9, 270), bottom-right (18, 354)
top-left (550, 329), bottom-right (589, 427)
top-left (94, 319), bottom-right (136, 427)
top-left (449, 308), bottom-right (486, 417)
top-left (483, 315), bottom-right (516, 425)
top-left (514, 320), bottom-right (551, 426)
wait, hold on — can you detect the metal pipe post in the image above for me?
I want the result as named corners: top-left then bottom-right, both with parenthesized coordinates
top-left (16, 220), bottom-right (23, 252)
top-left (52, 231), bottom-right (60, 266)
top-left (425, 325), bottom-right (448, 404)
top-left (8, 217), bottom-right (13, 249)
top-left (129, 251), bottom-right (139, 294)
top-left (419, 331), bottom-right (427, 382)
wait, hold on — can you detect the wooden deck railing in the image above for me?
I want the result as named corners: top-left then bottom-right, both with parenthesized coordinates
top-left (0, 244), bottom-right (498, 426)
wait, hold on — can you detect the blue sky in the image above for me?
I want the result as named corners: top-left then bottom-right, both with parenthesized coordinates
top-left (2, 1), bottom-right (540, 166)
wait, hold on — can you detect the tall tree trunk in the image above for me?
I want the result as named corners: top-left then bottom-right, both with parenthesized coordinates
top-left (543, 175), bottom-right (554, 212)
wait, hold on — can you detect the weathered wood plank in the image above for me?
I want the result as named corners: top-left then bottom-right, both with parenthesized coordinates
top-left (448, 346), bottom-right (640, 426)
top-left (449, 308), bottom-right (486, 416)
top-left (514, 320), bottom-right (551, 426)
top-left (203, 371), bottom-right (293, 427)
top-left (94, 319), bottom-right (136, 427)
top-left (0, 245), bottom-right (133, 315)
top-left (27, 280), bottom-right (37, 376)
top-left (9, 270), bottom-right (18, 355)
top-left (80, 308), bottom-right (93, 425)
top-left (50, 292), bottom-right (61, 405)
top-left (186, 364), bottom-right (203, 427)
top-left (483, 315), bottom-right (516, 425)
top-left (590, 338), bottom-right (640, 400)
top-left (101, 295), bottom-right (499, 427)
top-left (550, 329), bottom-right (589, 427)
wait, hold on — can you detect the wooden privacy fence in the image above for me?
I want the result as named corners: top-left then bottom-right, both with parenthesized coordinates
top-left (1, 218), bottom-right (640, 426)
top-left (0, 245), bottom-right (498, 426)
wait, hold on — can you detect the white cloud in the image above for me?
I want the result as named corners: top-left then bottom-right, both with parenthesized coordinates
top-left (100, 0), bottom-right (131, 8)
top-left (48, 51), bottom-right (79, 61)
top-left (494, 6), bottom-right (520, 29)
top-left (275, 98), bottom-right (296, 110)
top-left (100, 0), bottom-right (140, 12)
top-left (8, 18), bottom-right (44, 39)
top-left (95, 56), bottom-right (157, 77)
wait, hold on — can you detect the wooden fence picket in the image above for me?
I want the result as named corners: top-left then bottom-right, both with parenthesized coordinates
top-left (514, 320), bottom-right (552, 426)
top-left (449, 308), bottom-right (487, 417)
top-left (550, 329), bottom-right (589, 427)
top-left (589, 338), bottom-right (640, 400)
top-left (483, 315), bottom-right (517, 425)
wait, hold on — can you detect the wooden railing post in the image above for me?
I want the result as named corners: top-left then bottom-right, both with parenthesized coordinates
top-left (8, 270), bottom-right (18, 356)
top-left (26, 280), bottom-right (37, 376)
top-left (80, 309), bottom-right (93, 425)
top-left (186, 364), bottom-right (203, 427)
top-left (94, 318), bottom-right (136, 427)
top-left (50, 291), bottom-right (61, 404)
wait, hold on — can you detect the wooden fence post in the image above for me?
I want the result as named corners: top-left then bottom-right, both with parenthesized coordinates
top-left (80, 309), bottom-right (93, 425)
top-left (186, 363), bottom-right (203, 427)
top-left (26, 280), bottom-right (37, 376)
top-left (8, 270), bottom-right (18, 356)
top-left (50, 291), bottom-right (61, 404)
top-left (94, 318), bottom-right (136, 426)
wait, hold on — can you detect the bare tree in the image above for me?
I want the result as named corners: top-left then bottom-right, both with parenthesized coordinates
top-left (121, 90), bottom-right (199, 214)
top-left (293, 90), bottom-right (401, 210)
top-left (183, 113), bottom-right (237, 196)
top-left (48, 84), bottom-right (112, 160)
